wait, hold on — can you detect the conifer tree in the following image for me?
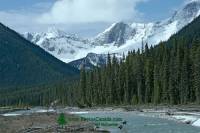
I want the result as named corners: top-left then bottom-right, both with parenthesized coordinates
top-left (180, 46), bottom-right (190, 104)
top-left (194, 47), bottom-right (200, 103)
top-left (153, 64), bottom-right (161, 104)
top-left (80, 67), bottom-right (87, 104)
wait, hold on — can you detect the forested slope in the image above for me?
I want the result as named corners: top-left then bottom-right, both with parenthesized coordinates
top-left (78, 16), bottom-right (200, 106)
top-left (0, 23), bottom-right (79, 89)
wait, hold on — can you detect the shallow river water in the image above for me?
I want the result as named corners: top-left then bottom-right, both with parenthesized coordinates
top-left (79, 111), bottom-right (200, 133)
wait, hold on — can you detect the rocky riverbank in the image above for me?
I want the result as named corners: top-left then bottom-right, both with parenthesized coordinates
top-left (0, 107), bottom-right (30, 114)
top-left (0, 112), bottom-right (109, 133)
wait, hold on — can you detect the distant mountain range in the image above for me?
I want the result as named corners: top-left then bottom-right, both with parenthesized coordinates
top-left (22, 0), bottom-right (200, 69)
top-left (0, 23), bottom-right (79, 89)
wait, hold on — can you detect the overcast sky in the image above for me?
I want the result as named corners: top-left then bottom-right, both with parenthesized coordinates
top-left (0, 0), bottom-right (187, 37)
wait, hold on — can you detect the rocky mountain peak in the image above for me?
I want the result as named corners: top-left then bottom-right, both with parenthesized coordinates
top-left (94, 22), bottom-right (135, 46)
top-left (170, 0), bottom-right (200, 23)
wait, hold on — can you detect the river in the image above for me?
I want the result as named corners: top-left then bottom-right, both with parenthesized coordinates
top-left (79, 111), bottom-right (200, 133)
top-left (2, 107), bottom-right (200, 133)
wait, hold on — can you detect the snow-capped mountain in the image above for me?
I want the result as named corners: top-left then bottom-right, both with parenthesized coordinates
top-left (93, 22), bottom-right (136, 46)
top-left (23, 0), bottom-right (200, 69)
top-left (94, 0), bottom-right (200, 52)
top-left (23, 27), bottom-right (94, 63)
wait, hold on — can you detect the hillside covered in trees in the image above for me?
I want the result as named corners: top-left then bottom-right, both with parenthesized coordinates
top-left (78, 16), bottom-right (200, 106)
top-left (0, 23), bottom-right (79, 89)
